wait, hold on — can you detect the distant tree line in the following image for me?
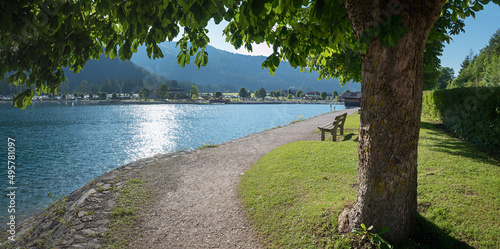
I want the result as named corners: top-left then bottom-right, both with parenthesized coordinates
top-left (0, 76), bottom-right (239, 97)
top-left (234, 87), bottom-right (341, 101)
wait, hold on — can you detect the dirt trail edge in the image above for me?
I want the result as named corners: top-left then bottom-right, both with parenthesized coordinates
top-left (133, 108), bottom-right (359, 248)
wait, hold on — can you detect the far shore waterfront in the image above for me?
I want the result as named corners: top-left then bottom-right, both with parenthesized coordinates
top-left (1, 99), bottom-right (345, 106)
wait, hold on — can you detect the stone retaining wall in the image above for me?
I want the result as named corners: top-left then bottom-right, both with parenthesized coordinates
top-left (0, 151), bottom-right (188, 248)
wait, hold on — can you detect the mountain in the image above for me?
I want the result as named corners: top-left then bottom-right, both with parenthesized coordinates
top-left (130, 42), bottom-right (360, 93)
top-left (2, 43), bottom-right (359, 96)
top-left (1, 54), bottom-right (165, 96)
top-left (58, 42), bottom-right (360, 94)
top-left (63, 54), bottom-right (164, 87)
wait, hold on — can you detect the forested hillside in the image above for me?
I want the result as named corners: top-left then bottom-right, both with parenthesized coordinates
top-left (451, 29), bottom-right (500, 88)
top-left (0, 53), bottom-right (248, 96)
top-left (0, 54), bottom-right (166, 96)
top-left (62, 54), bottom-right (165, 89)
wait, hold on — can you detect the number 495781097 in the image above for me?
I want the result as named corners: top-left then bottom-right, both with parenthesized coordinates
top-left (8, 138), bottom-right (16, 185)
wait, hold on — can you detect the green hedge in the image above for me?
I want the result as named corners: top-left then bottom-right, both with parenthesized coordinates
top-left (422, 87), bottom-right (500, 151)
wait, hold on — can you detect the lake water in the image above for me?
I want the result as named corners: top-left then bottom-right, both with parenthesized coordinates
top-left (0, 102), bottom-right (343, 225)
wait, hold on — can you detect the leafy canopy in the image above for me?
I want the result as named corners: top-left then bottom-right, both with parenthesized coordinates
top-left (1, 0), bottom-right (497, 108)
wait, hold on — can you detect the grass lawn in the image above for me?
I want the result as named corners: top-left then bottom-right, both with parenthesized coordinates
top-left (238, 114), bottom-right (500, 248)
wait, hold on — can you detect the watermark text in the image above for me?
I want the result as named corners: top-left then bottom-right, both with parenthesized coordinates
top-left (6, 138), bottom-right (16, 242)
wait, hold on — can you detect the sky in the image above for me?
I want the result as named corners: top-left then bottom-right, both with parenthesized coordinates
top-left (204, 4), bottom-right (500, 76)
top-left (441, 3), bottom-right (500, 75)
top-left (204, 20), bottom-right (273, 56)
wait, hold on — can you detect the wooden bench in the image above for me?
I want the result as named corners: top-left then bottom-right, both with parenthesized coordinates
top-left (318, 113), bottom-right (347, 141)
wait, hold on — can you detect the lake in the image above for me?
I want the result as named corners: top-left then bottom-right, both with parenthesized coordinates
top-left (0, 102), bottom-right (344, 225)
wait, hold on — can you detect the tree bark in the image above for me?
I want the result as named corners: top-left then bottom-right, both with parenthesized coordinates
top-left (338, 0), bottom-right (445, 243)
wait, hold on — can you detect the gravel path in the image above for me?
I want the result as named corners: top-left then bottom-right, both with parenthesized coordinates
top-left (131, 108), bottom-right (359, 248)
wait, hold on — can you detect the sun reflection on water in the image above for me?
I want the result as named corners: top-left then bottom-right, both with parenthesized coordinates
top-left (126, 105), bottom-right (182, 161)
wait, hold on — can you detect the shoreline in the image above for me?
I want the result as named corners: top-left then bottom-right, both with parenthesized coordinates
top-left (0, 150), bottom-right (193, 247)
top-left (1, 99), bottom-right (345, 106)
top-left (1, 108), bottom-right (359, 248)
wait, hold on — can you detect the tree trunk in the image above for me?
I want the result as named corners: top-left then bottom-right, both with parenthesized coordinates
top-left (338, 0), bottom-right (445, 243)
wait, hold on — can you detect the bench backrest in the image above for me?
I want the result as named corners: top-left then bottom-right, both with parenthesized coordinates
top-left (333, 113), bottom-right (347, 126)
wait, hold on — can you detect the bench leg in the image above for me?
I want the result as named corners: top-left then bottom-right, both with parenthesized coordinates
top-left (332, 127), bottom-right (338, 141)
top-left (321, 130), bottom-right (325, 141)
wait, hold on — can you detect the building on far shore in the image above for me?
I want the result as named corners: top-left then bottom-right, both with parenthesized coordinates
top-left (341, 91), bottom-right (361, 107)
top-left (306, 91), bottom-right (321, 98)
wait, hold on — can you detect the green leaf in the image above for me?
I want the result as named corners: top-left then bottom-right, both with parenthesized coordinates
top-left (12, 89), bottom-right (33, 109)
top-left (470, 10), bottom-right (475, 18)
top-left (176, 51), bottom-right (190, 68)
top-left (98, 0), bottom-right (110, 15)
top-left (292, 0), bottom-right (302, 10)
top-left (109, 47), bottom-right (117, 59)
top-left (239, 13), bottom-right (250, 29)
top-left (180, 38), bottom-right (188, 50)
top-left (472, 2), bottom-right (484, 11)
top-left (380, 243), bottom-right (393, 249)
top-left (202, 50), bottom-right (208, 66)
top-left (314, 0), bottom-right (325, 21)
top-left (268, 64), bottom-right (277, 75)
top-left (360, 223), bottom-right (366, 230)
top-left (272, 54), bottom-right (280, 67)
top-left (190, 2), bottom-right (209, 28)
top-left (250, 0), bottom-right (266, 17)
top-left (146, 45), bottom-right (154, 59)
top-left (189, 46), bottom-right (196, 56)
top-left (262, 55), bottom-right (277, 75)
top-left (276, 0), bottom-right (286, 14)
top-left (288, 33), bottom-right (298, 47)
top-left (194, 49), bottom-right (208, 69)
top-left (224, 8), bottom-right (234, 21)
top-left (49, 17), bottom-right (61, 35)
top-left (119, 40), bottom-right (132, 60)
top-left (387, 34), bottom-right (395, 46)
top-left (117, 7), bottom-right (126, 23)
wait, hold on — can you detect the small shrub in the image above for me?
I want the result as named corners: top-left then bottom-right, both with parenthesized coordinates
top-left (353, 224), bottom-right (393, 249)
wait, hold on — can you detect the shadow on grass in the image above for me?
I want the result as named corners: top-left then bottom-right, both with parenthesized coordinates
top-left (401, 214), bottom-right (474, 249)
top-left (342, 133), bottom-right (356, 141)
top-left (419, 121), bottom-right (499, 167)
